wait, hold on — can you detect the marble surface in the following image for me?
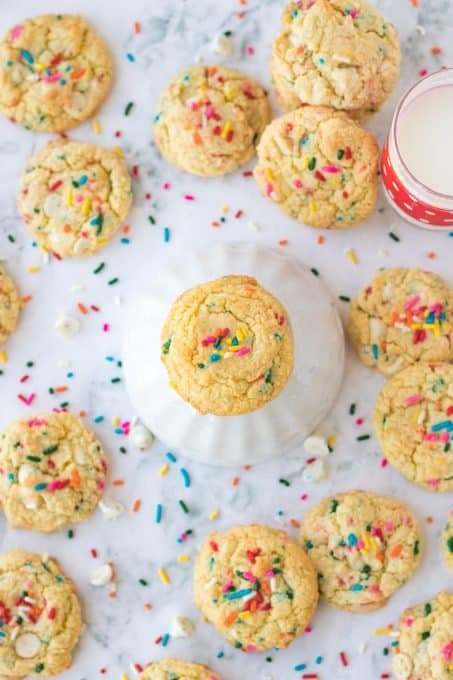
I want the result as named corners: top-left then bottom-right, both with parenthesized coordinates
top-left (0, 1), bottom-right (452, 678)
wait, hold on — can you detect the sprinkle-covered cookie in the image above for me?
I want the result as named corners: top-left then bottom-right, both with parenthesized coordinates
top-left (153, 65), bottom-right (270, 176)
top-left (300, 490), bottom-right (422, 612)
top-left (443, 512), bottom-right (453, 569)
top-left (0, 265), bottom-right (20, 344)
top-left (0, 412), bottom-right (108, 532)
top-left (139, 658), bottom-right (222, 680)
top-left (271, 0), bottom-right (401, 116)
top-left (253, 106), bottom-right (379, 229)
top-left (373, 363), bottom-right (453, 492)
top-left (348, 268), bottom-right (453, 376)
top-left (0, 14), bottom-right (112, 132)
top-left (161, 275), bottom-right (294, 416)
top-left (392, 591), bottom-right (453, 680)
top-left (193, 524), bottom-right (318, 652)
top-left (17, 139), bottom-right (132, 258)
top-left (0, 549), bottom-right (83, 677)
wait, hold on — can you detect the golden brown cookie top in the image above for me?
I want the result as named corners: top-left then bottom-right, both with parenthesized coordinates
top-left (139, 658), bottom-right (222, 680)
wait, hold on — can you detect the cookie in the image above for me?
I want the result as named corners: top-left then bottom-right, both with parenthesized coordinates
top-left (193, 524), bottom-right (318, 652)
top-left (0, 14), bottom-right (112, 132)
top-left (160, 275), bottom-right (294, 416)
top-left (443, 511), bottom-right (453, 569)
top-left (0, 411), bottom-right (108, 532)
top-left (300, 490), bottom-right (422, 612)
top-left (17, 139), bottom-right (132, 258)
top-left (0, 549), bottom-right (83, 677)
top-left (153, 65), bottom-right (270, 176)
top-left (0, 266), bottom-right (20, 344)
top-left (253, 106), bottom-right (379, 229)
top-left (348, 268), bottom-right (453, 376)
top-left (139, 658), bottom-right (221, 680)
top-left (271, 0), bottom-right (401, 116)
top-left (373, 363), bottom-right (453, 492)
top-left (391, 591), bottom-right (453, 680)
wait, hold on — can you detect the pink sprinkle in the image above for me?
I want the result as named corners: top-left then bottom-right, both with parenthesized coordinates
top-left (441, 432), bottom-right (450, 443)
top-left (265, 570), bottom-right (275, 579)
top-left (405, 295), bottom-right (420, 310)
top-left (349, 8), bottom-right (360, 18)
top-left (246, 46), bottom-right (255, 56)
top-left (18, 393), bottom-right (35, 406)
top-left (48, 479), bottom-right (69, 492)
top-left (236, 346), bottom-right (251, 357)
top-left (355, 418), bottom-right (363, 426)
top-left (223, 579), bottom-right (234, 592)
top-left (10, 24), bottom-right (24, 40)
top-left (429, 302), bottom-right (443, 314)
top-left (202, 335), bottom-right (217, 346)
top-left (380, 458), bottom-right (388, 468)
top-left (245, 644), bottom-right (257, 652)
top-left (442, 642), bottom-right (453, 661)
top-left (427, 478), bottom-right (440, 487)
top-left (300, 493), bottom-right (308, 500)
top-left (102, 323), bottom-right (110, 333)
top-left (357, 540), bottom-right (365, 549)
top-left (28, 418), bottom-right (47, 427)
top-left (293, 178), bottom-right (303, 188)
top-left (385, 522), bottom-right (394, 532)
top-left (419, 68), bottom-right (428, 77)
top-left (321, 165), bottom-right (340, 173)
top-left (424, 433), bottom-right (440, 442)
top-left (184, 194), bottom-right (195, 201)
top-left (163, 182), bottom-right (170, 190)
top-left (75, 193), bottom-right (83, 203)
top-left (242, 571), bottom-right (257, 582)
top-left (42, 73), bottom-right (61, 83)
top-left (405, 394), bottom-right (423, 406)
top-left (304, 626), bottom-right (313, 633)
top-left (403, 617), bottom-right (415, 627)
top-left (266, 182), bottom-right (273, 197)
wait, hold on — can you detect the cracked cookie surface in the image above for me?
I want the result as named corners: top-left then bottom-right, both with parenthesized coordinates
top-left (253, 106), bottom-right (379, 229)
top-left (300, 490), bottom-right (422, 612)
top-left (271, 0), bottom-right (401, 116)
top-left (0, 266), bottom-right (20, 344)
top-left (160, 275), bottom-right (294, 416)
top-left (0, 14), bottom-right (112, 132)
top-left (373, 363), bottom-right (453, 493)
top-left (0, 549), bottom-right (83, 677)
top-left (443, 512), bottom-right (453, 570)
top-left (392, 591), bottom-right (453, 680)
top-left (193, 524), bottom-right (318, 651)
top-left (139, 658), bottom-right (222, 680)
top-left (0, 411), bottom-right (108, 532)
top-left (348, 268), bottom-right (453, 376)
top-left (153, 65), bottom-right (270, 176)
top-left (18, 139), bottom-right (132, 258)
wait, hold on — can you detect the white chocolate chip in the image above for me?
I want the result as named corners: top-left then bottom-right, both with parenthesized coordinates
top-left (73, 238), bottom-right (91, 256)
top-left (18, 463), bottom-right (38, 485)
top-left (15, 632), bottom-right (41, 658)
top-left (304, 435), bottom-right (330, 457)
top-left (382, 283), bottom-right (395, 302)
top-left (369, 317), bottom-right (386, 342)
top-left (128, 422), bottom-right (154, 450)
top-left (73, 445), bottom-right (86, 464)
top-left (55, 315), bottom-right (80, 338)
top-left (43, 193), bottom-right (66, 218)
top-left (211, 33), bottom-right (235, 56)
top-left (99, 497), bottom-right (124, 521)
top-left (90, 563), bottom-right (113, 587)
top-left (170, 615), bottom-right (195, 638)
top-left (303, 459), bottom-right (327, 482)
top-left (392, 653), bottom-right (413, 679)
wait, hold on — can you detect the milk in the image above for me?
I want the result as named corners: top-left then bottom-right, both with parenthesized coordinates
top-left (397, 86), bottom-right (453, 196)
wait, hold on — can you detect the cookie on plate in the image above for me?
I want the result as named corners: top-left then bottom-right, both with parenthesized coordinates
top-left (0, 14), bottom-right (112, 132)
top-left (139, 658), bottom-right (221, 680)
top-left (193, 524), bottom-right (318, 652)
top-left (391, 591), bottom-right (453, 680)
top-left (300, 490), bottom-right (422, 612)
top-left (0, 549), bottom-right (83, 677)
top-left (18, 139), bottom-right (132, 258)
top-left (0, 411), bottom-right (108, 532)
top-left (153, 65), bottom-right (270, 176)
top-left (161, 275), bottom-right (294, 416)
top-left (373, 363), bottom-right (453, 492)
top-left (348, 268), bottom-right (453, 376)
top-left (443, 511), bottom-right (453, 569)
top-left (271, 0), bottom-right (401, 117)
top-left (253, 106), bottom-right (379, 229)
top-left (0, 265), bottom-right (20, 344)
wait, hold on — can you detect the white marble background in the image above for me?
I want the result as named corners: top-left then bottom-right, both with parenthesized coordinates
top-left (0, 0), bottom-right (452, 678)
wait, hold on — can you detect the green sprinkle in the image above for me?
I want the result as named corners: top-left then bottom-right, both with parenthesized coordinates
top-left (197, 363), bottom-right (206, 369)
top-left (447, 536), bottom-right (453, 553)
top-left (43, 445), bottom-right (58, 455)
top-left (339, 295), bottom-right (351, 302)
top-left (93, 262), bottom-right (105, 274)
top-left (337, 149), bottom-right (344, 160)
top-left (139, 578), bottom-right (148, 586)
top-left (111, 377), bottom-right (121, 383)
top-left (305, 540), bottom-right (313, 549)
top-left (389, 231), bottom-right (400, 242)
top-left (34, 664), bottom-right (45, 673)
top-left (308, 157), bottom-right (317, 171)
top-left (329, 499), bottom-right (339, 513)
top-left (421, 631), bottom-right (430, 640)
top-left (356, 434), bottom-right (370, 441)
top-left (279, 478), bottom-right (290, 486)
top-left (108, 277), bottom-right (119, 285)
top-left (414, 540), bottom-right (420, 556)
top-left (148, 215), bottom-right (156, 225)
top-left (311, 268), bottom-right (319, 276)
top-left (67, 529), bottom-right (74, 539)
top-left (179, 499), bottom-right (189, 514)
top-left (124, 101), bottom-right (134, 116)
top-left (7, 234), bottom-right (15, 243)
top-left (349, 403), bottom-right (356, 415)
top-left (26, 455), bottom-right (41, 462)
top-left (424, 603), bottom-right (432, 616)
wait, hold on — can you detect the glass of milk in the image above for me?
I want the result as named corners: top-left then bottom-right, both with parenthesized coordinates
top-left (382, 69), bottom-right (453, 230)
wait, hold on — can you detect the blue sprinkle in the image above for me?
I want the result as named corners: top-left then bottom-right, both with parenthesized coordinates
top-left (348, 533), bottom-right (358, 546)
top-left (300, 135), bottom-right (310, 146)
top-left (217, 651), bottom-right (224, 658)
top-left (180, 468), bottom-right (191, 488)
top-left (0, 620), bottom-right (3, 627)
top-left (449, 232), bottom-right (453, 237)
top-left (55, 575), bottom-right (64, 583)
top-left (7, 472), bottom-right (15, 481)
top-left (391, 640), bottom-right (399, 647)
top-left (34, 483), bottom-right (47, 491)
top-left (114, 428), bottom-right (123, 435)
top-left (79, 175), bottom-right (88, 185)
top-left (155, 503), bottom-right (162, 523)
top-left (223, 588), bottom-right (253, 600)
top-left (66, 372), bottom-right (74, 378)
top-left (59, 79), bottom-right (67, 85)
top-left (0, 632), bottom-right (5, 639)
top-left (163, 227), bottom-right (170, 243)
top-left (21, 49), bottom-right (34, 64)
top-left (182, 74), bottom-right (190, 82)
top-left (166, 451), bottom-right (177, 463)
top-left (210, 353), bottom-right (221, 362)
top-left (120, 238), bottom-right (130, 244)
top-left (316, 656), bottom-right (323, 664)
top-left (93, 416), bottom-right (104, 423)
top-left (319, 57), bottom-right (325, 64)
top-left (372, 343), bottom-right (379, 360)
top-left (90, 215), bottom-right (102, 226)
top-left (294, 664), bottom-right (307, 671)
top-left (105, 356), bottom-right (114, 362)
top-left (6, 60), bottom-right (13, 67)
top-left (350, 583), bottom-right (364, 591)
top-left (126, 53), bottom-right (135, 62)
top-left (161, 633), bottom-right (170, 647)
top-left (431, 420), bottom-right (453, 432)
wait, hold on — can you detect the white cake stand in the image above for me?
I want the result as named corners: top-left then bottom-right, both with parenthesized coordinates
top-left (122, 242), bottom-right (345, 466)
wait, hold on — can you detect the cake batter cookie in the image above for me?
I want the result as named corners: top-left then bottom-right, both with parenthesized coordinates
top-left (271, 0), bottom-right (401, 116)
top-left (0, 266), bottom-right (20, 344)
top-left (153, 65), bottom-right (270, 176)
top-left (18, 139), bottom-right (132, 258)
top-left (392, 591), bottom-right (453, 680)
top-left (253, 106), bottom-right (379, 229)
top-left (0, 411), bottom-right (108, 532)
top-left (373, 363), bottom-right (453, 492)
top-left (139, 658), bottom-right (221, 680)
top-left (160, 275), bottom-right (294, 416)
top-left (300, 490), bottom-right (422, 612)
top-left (0, 14), bottom-right (112, 132)
top-left (0, 549), bottom-right (83, 677)
top-left (193, 524), bottom-right (318, 652)
top-left (443, 512), bottom-right (453, 569)
top-left (348, 268), bottom-right (453, 376)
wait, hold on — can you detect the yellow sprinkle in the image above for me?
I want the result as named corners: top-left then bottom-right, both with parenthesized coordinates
top-left (238, 611), bottom-right (252, 620)
top-left (65, 187), bottom-right (73, 208)
top-left (209, 510), bottom-right (219, 520)
top-left (304, 158), bottom-right (310, 169)
top-left (221, 120), bottom-right (232, 139)
top-left (27, 266), bottom-right (40, 273)
top-left (159, 464), bottom-right (169, 476)
top-left (236, 328), bottom-right (246, 342)
top-left (327, 434), bottom-right (336, 448)
top-left (411, 408), bottom-right (420, 423)
top-left (374, 627), bottom-right (392, 636)
top-left (169, 381), bottom-right (177, 389)
top-left (224, 85), bottom-right (235, 100)
top-left (177, 555), bottom-right (191, 563)
top-left (92, 118), bottom-right (101, 134)
top-left (229, 345), bottom-right (243, 353)
top-left (158, 567), bottom-right (170, 585)
top-left (0, 351), bottom-right (7, 364)
top-left (221, 206), bottom-right (229, 214)
top-left (360, 532), bottom-right (370, 553)
top-left (34, 62), bottom-right (46, 71)
top-left (345, 248), bottom-right (358, 265)
top-left (309, 200), bottom-right (317, 213)
top-left (113, 145), bottom-right (124, 158)
top-left (112, 416), bottom-right (120, 426)
top-left (121, 675), bottom-right (130, 680)
top-left (82, 196), bottom-right (91, 216)
top-left (264, 168), bottom-right (274, 182)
